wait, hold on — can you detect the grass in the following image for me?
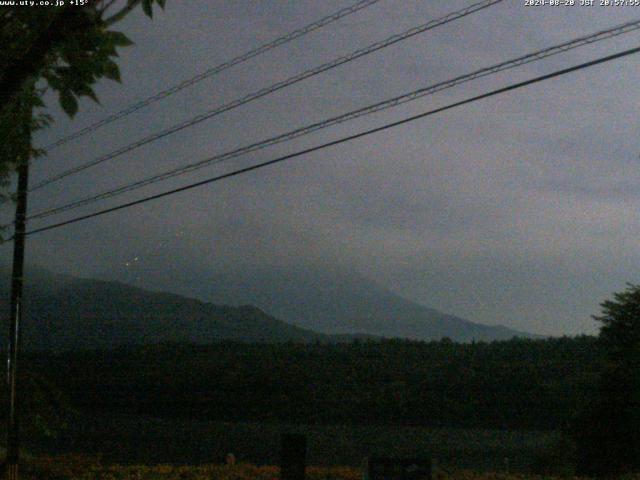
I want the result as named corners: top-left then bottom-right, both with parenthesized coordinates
top-left (15, 455), bottom-right (640, 480)
top-left (20, 413), bottom-right (555, 473)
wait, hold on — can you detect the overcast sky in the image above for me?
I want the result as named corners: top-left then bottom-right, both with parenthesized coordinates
top-left (3, 0), bottom-right (640, 336)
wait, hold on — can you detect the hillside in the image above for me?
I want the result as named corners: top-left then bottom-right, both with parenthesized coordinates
top-left (115, 264), bottom-right (536, 341)
top-left (0, 264), bottom-right (536, 349)
top-left (0, 266), bottom-right (334, 351)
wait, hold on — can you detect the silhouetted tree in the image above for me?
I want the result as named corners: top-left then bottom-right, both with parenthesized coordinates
top-left (572, 284), bottom-right (640, 476)
top-left (0, 0), bottom-right (167, 443)
top-left (0, 0), bottom-right (167, 206)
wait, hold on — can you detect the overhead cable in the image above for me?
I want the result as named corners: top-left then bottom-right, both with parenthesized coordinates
top-left (41, 0), bottom-right (384, 151)
top-left (26, 18), bottom-right (640, 222)
top-left (22, 44), bottom-right (640, 237)
top-left (31, 0), bottom-right (504, 191)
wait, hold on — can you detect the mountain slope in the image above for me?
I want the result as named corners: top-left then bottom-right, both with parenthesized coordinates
top-left (115, 264), bottom-right (535, 342)
top-left (0, 266), bottom-right (333, 351)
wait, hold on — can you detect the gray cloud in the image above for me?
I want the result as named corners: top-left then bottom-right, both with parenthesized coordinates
top-left (3, 0), bottom-right (640, 336)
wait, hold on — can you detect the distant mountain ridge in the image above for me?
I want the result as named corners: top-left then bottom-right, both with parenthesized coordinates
top-left (0, 265), bottom-right (536, 350)
top-left (0, 266), bottom-right (347, 351)
top-left (113, 264), bottom-right (537, 342)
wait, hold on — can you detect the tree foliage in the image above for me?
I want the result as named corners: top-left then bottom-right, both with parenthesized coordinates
top-left (29, 336), bottom-right (603, 431)
top-left (0, 0), bottom-right (166, 199)
top-left (0, 0), bottom-right (166, 432)
top-left (571, 284), bottom-right (640, 476)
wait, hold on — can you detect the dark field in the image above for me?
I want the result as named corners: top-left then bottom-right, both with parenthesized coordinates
top-left (24, 413), bottom-right (555, 472)
top-left (7, 337), bottom-right (596, 473)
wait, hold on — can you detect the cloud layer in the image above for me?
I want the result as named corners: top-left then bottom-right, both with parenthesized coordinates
top-left (4, 0), bottom-right (640, 335)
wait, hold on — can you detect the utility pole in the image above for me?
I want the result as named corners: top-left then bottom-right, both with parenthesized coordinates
top-left (6, 161), bottom-right (29, 480)
top-left (5, 106), bottom-right (32, 480)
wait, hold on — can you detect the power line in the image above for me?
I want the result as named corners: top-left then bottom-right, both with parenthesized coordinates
top-left (31, 0), bottom-right (504, 191)
top-left (25, 18), bottom-right (640, 222)
top-left (26, 17), bottom-right (640, 219)
top-left (41, 0), bottom-right (384, 152)
top-left (22, 44), bottom-right (640, 238)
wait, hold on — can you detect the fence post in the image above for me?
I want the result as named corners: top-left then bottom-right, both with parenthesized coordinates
top-left (280, 433), bottom-right (306, 480)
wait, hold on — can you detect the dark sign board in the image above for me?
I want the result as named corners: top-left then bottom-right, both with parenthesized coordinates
top-left (280, 433), bottom-right (307, 480)
top-left (368, 457), bottom-right (431, 480)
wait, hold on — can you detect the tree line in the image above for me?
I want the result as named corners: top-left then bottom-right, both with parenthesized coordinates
top-left (26, 336), bottom-right (602, 431)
